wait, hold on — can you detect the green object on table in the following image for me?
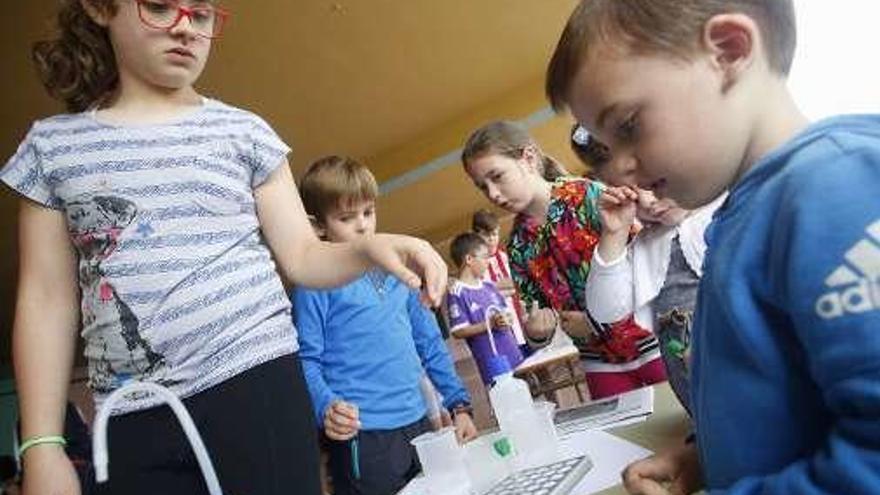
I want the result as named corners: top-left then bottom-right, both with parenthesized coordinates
top-left (492, 437), bottom-right (513, 458)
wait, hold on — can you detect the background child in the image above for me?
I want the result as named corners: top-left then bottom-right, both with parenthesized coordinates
top-left (470, 209), bottom-right (529, 350)
top-left (574, 126), bottom-right (725, 413)
top-left (592, 187), bottom-right (722, 413)
top-left (2, 2), bottom-right (446, 494)
top-left (547, 0), bottom-right (880, 493)
top-left (461, 120), bottom-right (667, 399)
top-left (446, 232), bottom-right (525, 385)
top-left (293, 156), bottom-right (476, 495)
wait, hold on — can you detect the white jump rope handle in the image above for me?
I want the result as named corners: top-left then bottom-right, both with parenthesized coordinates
top-left (92, 381), bottom-right (223, 495)
top-left (484, 304), bottom-right (506, 356)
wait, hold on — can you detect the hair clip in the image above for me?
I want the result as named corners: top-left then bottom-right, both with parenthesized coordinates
top-left (571, 125), bottom-right (591, 146)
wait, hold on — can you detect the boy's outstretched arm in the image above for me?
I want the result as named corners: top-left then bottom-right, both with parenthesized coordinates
top-left (257, 162), bottom-right (447, 306)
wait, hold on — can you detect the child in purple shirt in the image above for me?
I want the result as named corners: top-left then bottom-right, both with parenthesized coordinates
top-left (447, 233), bottom-right (525, 384)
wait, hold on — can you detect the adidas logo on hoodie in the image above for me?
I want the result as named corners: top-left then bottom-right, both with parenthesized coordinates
top-left (815, 219), bottom-right (880, 319)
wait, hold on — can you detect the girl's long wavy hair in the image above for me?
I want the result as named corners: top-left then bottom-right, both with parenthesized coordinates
top-left (32, 0), bottom-right (119, 113)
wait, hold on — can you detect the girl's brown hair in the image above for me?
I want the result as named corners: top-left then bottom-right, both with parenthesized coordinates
top-left (33, 0), bottom-right (119, 112)
top-left (461, 120), bottom-right (569, 182)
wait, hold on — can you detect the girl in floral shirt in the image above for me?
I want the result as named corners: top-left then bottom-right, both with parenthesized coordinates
top-left (461, 120), bottom-right (666, 399)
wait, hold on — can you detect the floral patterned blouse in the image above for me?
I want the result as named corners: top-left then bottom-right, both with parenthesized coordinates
top-left (507, 178), bottom-right (658, 365)
top-left (508, 177), bottom-right (603, 312)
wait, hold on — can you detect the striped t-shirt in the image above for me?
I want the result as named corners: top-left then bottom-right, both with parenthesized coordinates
top-left (1, 98), bottom-right (298, 414)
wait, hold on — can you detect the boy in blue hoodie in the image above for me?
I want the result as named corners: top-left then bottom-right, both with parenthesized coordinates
top-left (292, 156), bottom-right (477, 495)
top-left (547, 1), bottom-right (880, 493)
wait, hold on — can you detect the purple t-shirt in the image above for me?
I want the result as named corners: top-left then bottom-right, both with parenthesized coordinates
top-left (447, 280), bottom-right (524, 384)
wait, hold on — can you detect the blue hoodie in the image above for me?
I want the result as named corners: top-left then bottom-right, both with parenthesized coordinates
top-left (692, 114), bottom-right (880, 493)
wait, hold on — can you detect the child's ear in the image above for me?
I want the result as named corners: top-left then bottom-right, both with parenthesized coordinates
top-left (80, 0), bottom-right (113, 27)
top-left (465, 253), bottom-right (482, 269)
top-left (521, 145), bottom-right (541, 173)
top-left (703, 13), bottom-right (758, 91)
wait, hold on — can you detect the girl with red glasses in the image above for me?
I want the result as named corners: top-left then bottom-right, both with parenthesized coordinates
top-left (3, 1), bottom-right (448, 494)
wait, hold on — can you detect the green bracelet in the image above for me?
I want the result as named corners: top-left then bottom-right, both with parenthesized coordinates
top-left (18, 435), bottom-right (67, 457)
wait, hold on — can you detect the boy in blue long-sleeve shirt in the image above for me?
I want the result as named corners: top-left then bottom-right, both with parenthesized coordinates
top-left (292, 156), bottom-right (476, 495)
top-left (547, 1), bottom-right (880, 493)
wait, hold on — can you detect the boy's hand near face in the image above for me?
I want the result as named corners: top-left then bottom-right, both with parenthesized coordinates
top-left (324, 400), bottom-right (361, 441)
top-left (622, 442), bottom-right (703, 495)
top-left (599, 186), bottom-right (639, 233)
top-left (598, 186), bottom-right (639, 261)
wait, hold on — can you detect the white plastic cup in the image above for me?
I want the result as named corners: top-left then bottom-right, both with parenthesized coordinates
top-left (505, 401), bottom-right (562, 470)
top-left (410, 427), bottom-right (472, 494)
top-left (532, 400), bottom-right (561, 462)
top-left (533, 400), bottom-right (559, 442)
top-left (507, 408), bottom-right (544, 469)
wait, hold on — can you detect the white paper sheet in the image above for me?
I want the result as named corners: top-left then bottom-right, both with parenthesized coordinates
top-left (558, 430), bottom-right (653, 494)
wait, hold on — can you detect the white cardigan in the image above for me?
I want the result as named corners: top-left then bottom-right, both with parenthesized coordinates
top-left (585, 194), bottom-right (727, 332)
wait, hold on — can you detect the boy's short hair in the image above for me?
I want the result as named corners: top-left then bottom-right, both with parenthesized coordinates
top-left (450, 233), bottom-right (488, 268)
top-left (546, 0), bottom-right (797, 111)
top-left (471, 209), bottom-right (499, 235)
top-left (300, 156), bottom-right (378, 222)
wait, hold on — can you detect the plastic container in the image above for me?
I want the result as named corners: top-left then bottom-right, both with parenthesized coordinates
top-left (533, 400), bottom-right (559, 446)
top-left (488, 372), bottom-right (536, 465)
top-left (488, 373), bottom-right (533, 425)
top-left (410, 427), bottom-right (472, 495)
top-left (523, 400), bottom-right (562, 467)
